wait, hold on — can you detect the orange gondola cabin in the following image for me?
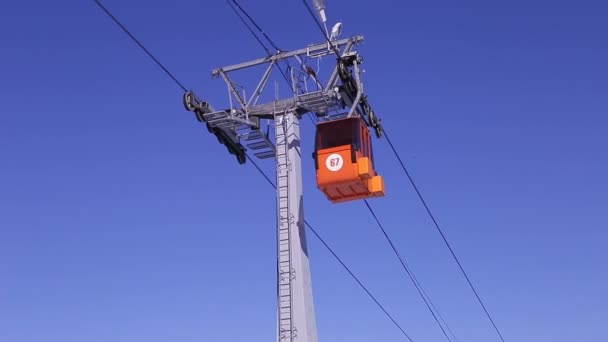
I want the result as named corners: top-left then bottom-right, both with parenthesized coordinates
top-left (313, 116), bottom-right (385, 203)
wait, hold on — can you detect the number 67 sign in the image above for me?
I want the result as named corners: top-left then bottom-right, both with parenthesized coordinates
top-left (325, 153), bottom-right (344, 172)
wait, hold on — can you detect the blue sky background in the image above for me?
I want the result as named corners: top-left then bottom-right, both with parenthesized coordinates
top-left (1, 1), bottom-right (607, 341)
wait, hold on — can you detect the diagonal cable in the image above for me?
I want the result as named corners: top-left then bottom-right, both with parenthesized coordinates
top-left (230, 0), bottom-right (282, 52)
top-left (383, 129), bottom-right (506, 342)
top-left (225, 0), bottom-right (295, 93)
top-left (225, 0), bottom-right (272, 55)
top-left (364, 199), bottom-right (456, 342)
top-left (93, 0), bottom-right (187, 92)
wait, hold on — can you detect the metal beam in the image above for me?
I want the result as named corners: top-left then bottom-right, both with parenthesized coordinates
top-left (246, 60), bottom-right (276, 108)
top-left (218, 69), bottom-right (247, 109)
top-left (212, 36), bottom-right (364, 76)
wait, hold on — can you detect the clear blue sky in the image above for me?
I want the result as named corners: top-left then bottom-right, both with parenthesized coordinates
top-left (1, 1), bottom-right (606, 341)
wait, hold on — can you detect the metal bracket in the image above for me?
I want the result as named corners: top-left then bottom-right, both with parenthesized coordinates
top-left (183, 90), bottom-right (248, 164)
top-left (334, 52), bottom-right (384, 138)
top-left (280, 327), bottom-right (298, 341)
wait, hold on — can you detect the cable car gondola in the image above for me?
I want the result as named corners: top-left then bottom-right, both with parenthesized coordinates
top-left (313, 116), bottom-right (385, 203)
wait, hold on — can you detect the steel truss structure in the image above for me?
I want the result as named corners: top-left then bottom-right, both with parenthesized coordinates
top-left (183, 35), bottom-right (384, 342)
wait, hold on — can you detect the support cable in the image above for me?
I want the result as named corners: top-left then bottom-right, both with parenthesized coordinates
top-left (225, 0), bottom-right (295, 94)
top-left (93, 0), bottom-right (187, 92)
top-left (92, 2), bottom-right (415, 339)
top-left (225, 0), bottom-right (272, 55)
top-left (364, 200), bottom-right (457, 342)
top-left (382, 130), bottom-right (506, 342)
top-left (229, 0), bottom-right (282, 52)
